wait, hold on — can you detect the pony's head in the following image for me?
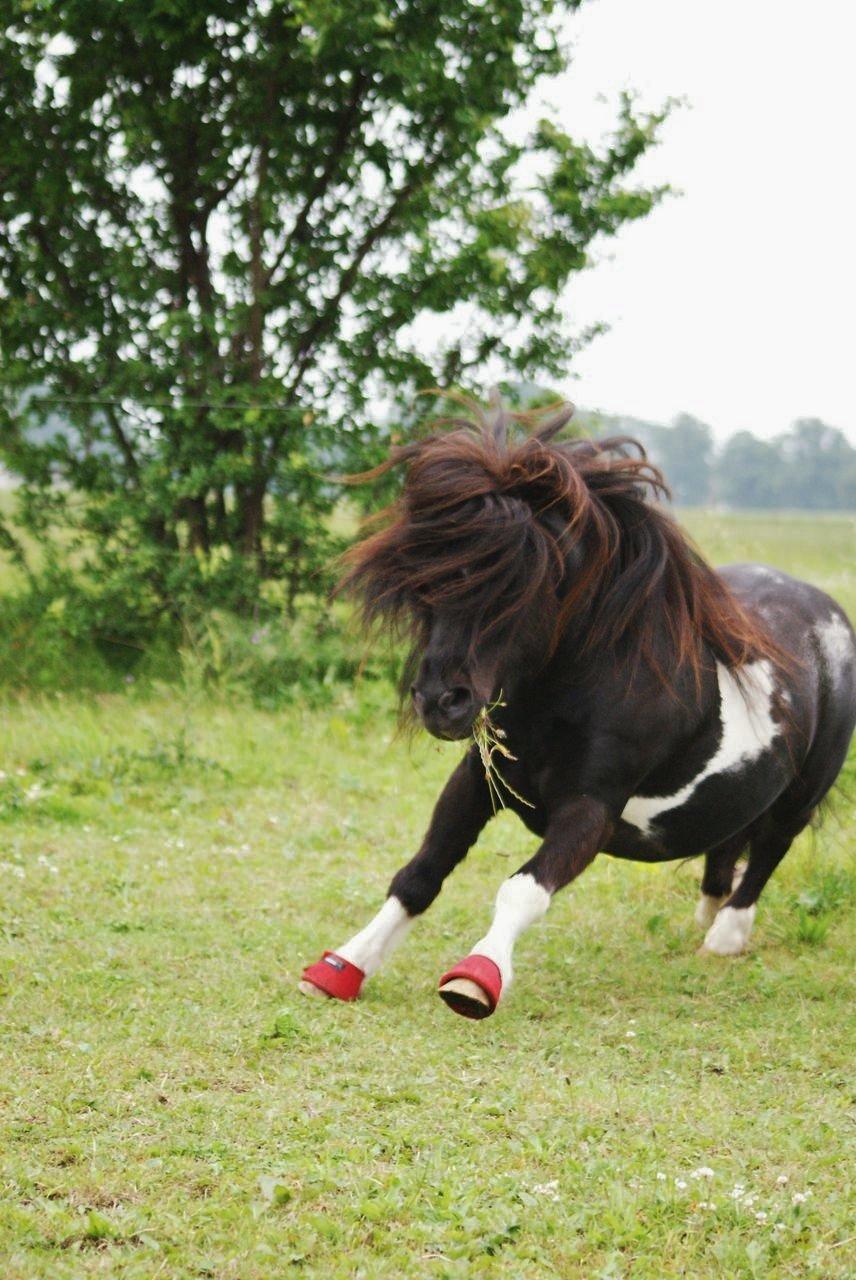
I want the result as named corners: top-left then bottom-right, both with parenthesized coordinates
top-left (337, 391), bottom-right (634, 738)
top-left (338, 389), bottom-right (780, 740)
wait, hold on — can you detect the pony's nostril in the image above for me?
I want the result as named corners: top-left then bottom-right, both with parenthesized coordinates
top-left (439, 686), bottom-right (473, 717)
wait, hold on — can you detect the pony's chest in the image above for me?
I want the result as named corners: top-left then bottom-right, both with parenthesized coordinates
top-left (620, 661), bottom-right (783, 842)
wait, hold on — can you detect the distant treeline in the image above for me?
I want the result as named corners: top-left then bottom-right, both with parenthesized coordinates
top-left (578, 411), bottom-right (856, 510)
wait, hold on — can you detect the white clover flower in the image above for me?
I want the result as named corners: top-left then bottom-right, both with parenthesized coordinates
top-left (697, 1200), bottom-right (716, 1210)
top-left (755, 1211), bottom-right (768, 1223)
top-left (675, 1179), bottom-right (688, 1190)
top-left (792, 1191), bottom-right (810, 1205)
top-left (691, 1167), bottom-right (715, 1180)
top-left (532, 1180), bottom-right (560, 1202)
top-left (625, 1030), bottom-right (636, 1038)
top-left (776, 1174), bottom-right (789, 1186)
top-left (656, 1172), bottom-right (666, 1182)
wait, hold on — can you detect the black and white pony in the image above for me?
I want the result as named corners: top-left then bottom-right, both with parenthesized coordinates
top-left (301, 393), bottom-right (856, 1018)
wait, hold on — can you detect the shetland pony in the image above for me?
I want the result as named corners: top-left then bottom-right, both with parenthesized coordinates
top-left (301, 391), bottom-right (856, 1018)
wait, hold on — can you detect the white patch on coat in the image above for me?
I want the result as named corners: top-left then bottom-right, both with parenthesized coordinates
top-left (470, 873), bottom-right (551, 991)
top-left (702, 904), bottom-right (756, 955)
top-left (336, 896), bottom-right (411, 976)
top-left (815, 614), bottom-right (855, 685)
top-left (749, 565), bottom-right (784, 582)
top-left (621, 661), bottom-right (780, 837)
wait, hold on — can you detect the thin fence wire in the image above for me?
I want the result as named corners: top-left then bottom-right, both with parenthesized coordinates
top-left (23, 396), bottom-right (296, 413)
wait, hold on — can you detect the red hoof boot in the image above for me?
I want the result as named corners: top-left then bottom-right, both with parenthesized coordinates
top-left (300, 951), bottom-right (365, 1002)
top-left (438, 954), bottom-right (502, 1019)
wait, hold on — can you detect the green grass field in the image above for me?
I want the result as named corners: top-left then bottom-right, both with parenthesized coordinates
top-left (1, 512), bottom-right (854, 1278)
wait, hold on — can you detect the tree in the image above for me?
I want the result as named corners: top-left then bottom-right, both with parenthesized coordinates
top-left (776, 419), bottom-right (856, 510)
top-left (0, 0), bottom-right (669, 622)
top-left (639, 413), bottom-right (713, 505)
top-left (715, 420), bottom-right (856, 511)
top-left (715, 431), bottom-right (786, 509)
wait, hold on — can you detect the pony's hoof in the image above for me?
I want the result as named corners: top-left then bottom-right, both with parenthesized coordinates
top-left (298, 979), bottom-right (331, 998)
top-left (438, 976), bottom-right (493, 1018)
top-left (438, 954), bottom-right (502, 1019)
top-left (700, 905), bottom-right (756, 956)
top-left (300, 951), bottom-right (365, 1001)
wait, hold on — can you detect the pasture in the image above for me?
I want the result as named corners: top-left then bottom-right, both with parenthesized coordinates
top-left (1, 511), bottom-right (854, 1279)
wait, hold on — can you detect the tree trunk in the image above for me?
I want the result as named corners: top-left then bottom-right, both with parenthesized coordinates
top-left (239, 481), bottom-right (267, 563)
top-left (183, 496), bottom-right (210, 553)
top-left (212, 488), bottom-right (228, 542)
top-left (284, 535), bottom-right (303, 618)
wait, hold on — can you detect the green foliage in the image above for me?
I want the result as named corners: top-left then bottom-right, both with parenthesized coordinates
top-left (0, 584), bottom-right (397, 702)
top-left (0, 0), bottom-right (669, 633)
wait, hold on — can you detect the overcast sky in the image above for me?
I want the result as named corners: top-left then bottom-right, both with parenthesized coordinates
top-left (538, 0), bottom-right (855, 442)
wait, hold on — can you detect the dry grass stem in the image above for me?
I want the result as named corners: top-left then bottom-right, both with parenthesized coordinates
top-left (471, 696), bottom-right (534, 813)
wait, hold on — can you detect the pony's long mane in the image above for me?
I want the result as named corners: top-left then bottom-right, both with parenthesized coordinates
top-left (338, 393), bottom-right (784, 690)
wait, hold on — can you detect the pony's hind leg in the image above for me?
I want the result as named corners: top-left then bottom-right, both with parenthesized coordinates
top-left (701, 814), bottom-right (806, 956)
top-left (705, 706), bottom-right (856, 957)
top-left (694, 831), bottom-right (748, 929)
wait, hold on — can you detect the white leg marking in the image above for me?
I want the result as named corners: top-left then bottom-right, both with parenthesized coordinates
top-left (335, 896), bottom-right (412, 977)
top-left (702, 904), bottom-right (756, 956)
top-left (694, 862), bottom-right (746, 929)
top-left (470, 873), bottom-right (551, 992)
top-left (694, 893), bottom-right (726, 929)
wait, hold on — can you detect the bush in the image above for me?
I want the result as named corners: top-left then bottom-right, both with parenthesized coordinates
top-left (0, 585), bottom-right (399, 706)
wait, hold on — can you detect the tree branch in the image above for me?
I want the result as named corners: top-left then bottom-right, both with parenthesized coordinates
top-left (247, 147), bottom-right (268, 385)
top-left (202, 148), bottom-right (254, 216)
top-left (0, 512), bottom-right (36, 585)
top-left (104, 404), bottom-right (142, 482)
top-left (281, 150), bottom-right (445, 402)
top-left (264, 71), bottom-right (371, 289)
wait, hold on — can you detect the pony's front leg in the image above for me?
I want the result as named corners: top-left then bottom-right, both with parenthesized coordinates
top-left (438, 797), bottom-right (610, 1019)
top-left (300, 752), bottom-right (492, 1002)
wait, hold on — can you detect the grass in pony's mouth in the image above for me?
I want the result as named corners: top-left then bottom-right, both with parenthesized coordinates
top-left (471, 695), bottom-right (534, 813)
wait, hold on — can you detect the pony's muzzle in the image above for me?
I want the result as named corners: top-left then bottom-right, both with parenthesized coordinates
top-left (412, 683), bottom-right (477, 740)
